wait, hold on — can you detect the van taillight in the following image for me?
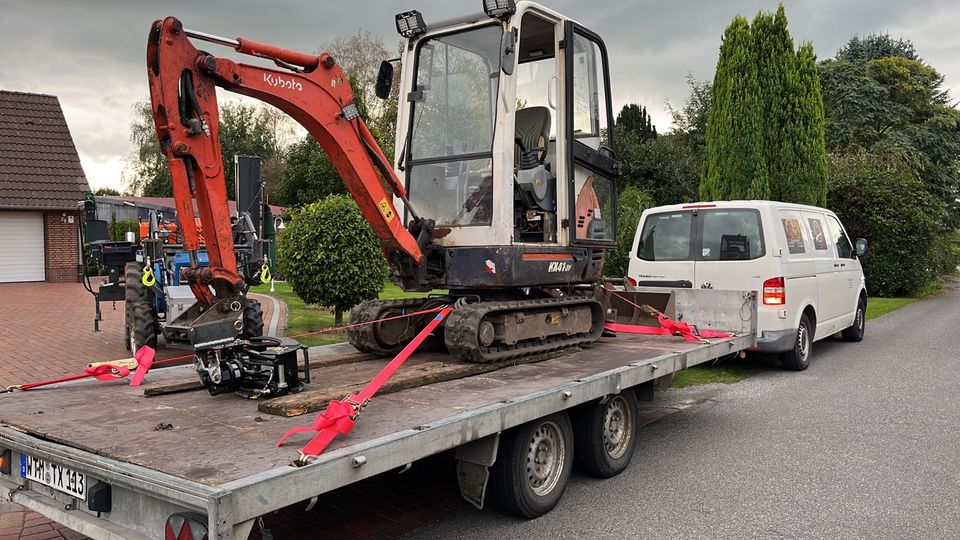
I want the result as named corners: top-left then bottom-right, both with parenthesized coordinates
top-left (763, 277), bottom-right (785, 305)
top-left (626, 276), bottom-right (637, 286)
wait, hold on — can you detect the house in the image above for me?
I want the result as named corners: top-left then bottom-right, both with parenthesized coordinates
top-left (0, 90), bottom-right (92, 283)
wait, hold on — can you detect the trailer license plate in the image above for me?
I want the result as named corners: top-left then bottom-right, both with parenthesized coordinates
top-left (20, 453), bottom-right (87, 500)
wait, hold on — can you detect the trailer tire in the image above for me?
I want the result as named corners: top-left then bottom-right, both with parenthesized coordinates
top-left (573, 391), bottom-right (639, 478)
top-left (491, 412), bottom-right (573, 518)
top-left (243, 298), bottom-right (265, 339)
top-left (781, 313), bottom-right (812, 371)
top-left (128, 302), bottom-right (158, 352)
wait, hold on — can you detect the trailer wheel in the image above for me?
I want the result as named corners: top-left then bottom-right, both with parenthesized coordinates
top-left (128, 302), bottom-right (158, 352)
top-left (781, 313), bottom-right (812, 371)
top-left (573, 391), bottom-right (639, 478)
top-left (243, 298), bottom-right (265, 339)
top-left (491, 412), bottom-right (573, 518)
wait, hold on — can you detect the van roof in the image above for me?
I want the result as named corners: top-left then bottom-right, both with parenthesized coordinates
top-left (644, 200), bottom-right (835, 214)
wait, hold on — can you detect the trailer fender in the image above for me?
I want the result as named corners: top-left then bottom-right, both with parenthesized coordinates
top-left (455, 433), bottom-right (501, 509)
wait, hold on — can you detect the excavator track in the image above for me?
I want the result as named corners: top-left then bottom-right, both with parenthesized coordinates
top-left (347, 297), bottom-right (450, 356)
top-left (444, 296), bottom-right (605, 364)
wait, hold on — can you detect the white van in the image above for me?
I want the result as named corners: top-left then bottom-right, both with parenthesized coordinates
top-left (626, 201), bottom-right (868, 370)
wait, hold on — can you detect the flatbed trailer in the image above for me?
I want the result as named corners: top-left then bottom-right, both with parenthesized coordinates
top-left (0, 289), bottom-right (756, 540)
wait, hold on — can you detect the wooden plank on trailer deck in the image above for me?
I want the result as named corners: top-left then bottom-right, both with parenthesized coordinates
top-left (257, 348), bottom-right (574, 417)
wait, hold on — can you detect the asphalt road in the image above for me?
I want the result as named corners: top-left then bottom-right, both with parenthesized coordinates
top-left (410, 280), bottom-right (960, 539)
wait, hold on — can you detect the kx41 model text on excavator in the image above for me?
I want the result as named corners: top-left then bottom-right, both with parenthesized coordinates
top-left (147, 0), bottom-right (621, 395)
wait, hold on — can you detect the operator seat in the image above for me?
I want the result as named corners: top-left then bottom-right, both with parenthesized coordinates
top-left (515, 106), bottom-right (551, 169)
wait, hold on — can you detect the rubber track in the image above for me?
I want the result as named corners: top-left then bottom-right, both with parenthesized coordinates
top-left (444, 296), bottom-right (605, 364)
top-left (347, 298), bottom-right (437, 356)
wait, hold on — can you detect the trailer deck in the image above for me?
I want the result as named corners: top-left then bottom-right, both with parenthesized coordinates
top-left (0, 289), bottom-right (756, 539)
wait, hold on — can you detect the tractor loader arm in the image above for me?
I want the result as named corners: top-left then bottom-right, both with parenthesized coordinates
top-left (146, 17), bottom-right (425, 306)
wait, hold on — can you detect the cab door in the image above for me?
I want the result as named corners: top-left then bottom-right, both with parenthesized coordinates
top-left (562, 22), bottom-right (618, 248)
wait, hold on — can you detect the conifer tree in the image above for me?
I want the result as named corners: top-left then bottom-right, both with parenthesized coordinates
top-left (702, 16), bottom-right (769, 200)
top-left (794, 42), bottom-right (828, 205)
top-left (702, 5), bottom-right (826, 205)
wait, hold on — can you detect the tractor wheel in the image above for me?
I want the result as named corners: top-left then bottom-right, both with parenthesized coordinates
top-left (243, 298), bottom-right (265, 339)
top-left (124, 262), bottom-right (148, 303)
top-left (127, 302), bottom-right (158, 353)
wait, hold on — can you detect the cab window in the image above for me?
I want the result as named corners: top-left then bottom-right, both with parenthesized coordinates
top-left (826, 215), bottom-right (854, 259)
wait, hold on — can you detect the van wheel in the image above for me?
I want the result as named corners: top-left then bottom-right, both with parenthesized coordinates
top-left (491, 413), bottom-right (574, 518)
top-left (574, 391), bottom-right (638, 478)
top-left (781, 314), bottom-right (812, 371)
top-left (841, 298), bottom-right (865, 342)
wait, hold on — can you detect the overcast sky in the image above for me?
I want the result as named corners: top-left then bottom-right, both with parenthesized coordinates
top-left (2, 0), bottom-right (958, 191)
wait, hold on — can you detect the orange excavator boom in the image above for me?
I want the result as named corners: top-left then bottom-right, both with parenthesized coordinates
top-left (146, 17), bottom-right (424, 306)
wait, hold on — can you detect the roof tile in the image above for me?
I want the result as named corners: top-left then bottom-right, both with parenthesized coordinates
top-left (0, 90), bottom-right (91, 210)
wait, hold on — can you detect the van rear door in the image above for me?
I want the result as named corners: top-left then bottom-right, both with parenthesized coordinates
top-left (692, 208), bottom-right (768, 292)
top-left (628, 210), bottom-right (695, 287)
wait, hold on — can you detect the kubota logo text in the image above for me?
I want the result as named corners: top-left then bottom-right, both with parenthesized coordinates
top-left (263, 73), bottom-right (303, 91)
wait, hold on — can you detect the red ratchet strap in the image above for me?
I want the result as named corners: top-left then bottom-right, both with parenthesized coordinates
top-left (605, 316), bottom-right (731, 342)
top-left (277, 306), bottom-right (453, 464)
top-left (6, 346), bottom-right (160, 392)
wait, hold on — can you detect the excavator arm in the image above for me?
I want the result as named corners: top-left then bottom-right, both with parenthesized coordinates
top-left (146, 17), bottom-right (424, 307)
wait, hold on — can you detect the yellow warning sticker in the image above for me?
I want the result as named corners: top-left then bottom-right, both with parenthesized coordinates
top-left (378, 197), bottom-right (396, 222)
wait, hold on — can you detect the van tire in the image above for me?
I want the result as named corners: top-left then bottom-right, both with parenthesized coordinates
top-left (781, 314), bottom-right (812, 371)
top-left (841, 298), bottom-right (865, 342)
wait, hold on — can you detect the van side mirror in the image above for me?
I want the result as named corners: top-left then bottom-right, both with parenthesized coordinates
top-left (375, 60), bottom-right (394, 100)
top-left (855, 238), bottom-right (868, 256)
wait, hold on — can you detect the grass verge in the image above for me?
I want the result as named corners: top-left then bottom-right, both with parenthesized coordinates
top-left (865, 297), bottom-right (917, 320)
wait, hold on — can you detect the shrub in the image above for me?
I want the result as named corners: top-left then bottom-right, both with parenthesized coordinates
top-left (109, 219), bottom-right (140, 242)
top-left (827, 152), bottom-right (948, 296)
top-left (604, 187), bottom-right (655, 278)
top-left (277, 195), bottom-right (389, 324)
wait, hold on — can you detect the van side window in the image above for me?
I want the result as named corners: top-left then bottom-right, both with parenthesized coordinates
top-left (698, 210), bottom-right (764, 261)
top-left (807, 218), bottom-right (828, 250)
top-left (637, 212), bottom-right (693, 261)
top-left (781, 218), bottom-right (805, 254)
top-left (826, 215), bottom-right (854, 259)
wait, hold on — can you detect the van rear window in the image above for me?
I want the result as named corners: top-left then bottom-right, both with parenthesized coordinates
top-left (637, 212), bottom-right (693, 261)
top-left (698, 210), bottom-right (764, 261)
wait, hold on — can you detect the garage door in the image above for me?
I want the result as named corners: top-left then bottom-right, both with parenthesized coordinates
top-left (0, 212), bottom-right (45, 282)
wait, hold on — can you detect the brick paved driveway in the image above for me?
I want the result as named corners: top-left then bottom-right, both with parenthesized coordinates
top-left (0, 282), bottom-right (278, 539)
top-left (0, 282), bottom-right (278, 388)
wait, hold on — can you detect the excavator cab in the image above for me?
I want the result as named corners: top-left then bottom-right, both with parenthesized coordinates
top-left (388, 1), bottom-right (620, 289)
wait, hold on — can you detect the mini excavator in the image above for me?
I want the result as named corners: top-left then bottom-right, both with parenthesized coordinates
top-left (147, 0), bottom-right (621, 396)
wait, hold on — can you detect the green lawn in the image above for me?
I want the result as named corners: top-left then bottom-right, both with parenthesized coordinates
top-left (865, 297), bottom-right (917, 320)
top-left (670, 357), bottom-right (761, 388)
top-left (250, 281), bottom-right (444, 346)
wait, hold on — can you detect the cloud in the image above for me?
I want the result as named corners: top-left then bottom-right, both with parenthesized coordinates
top-left (2, 0), bottom-right (957, 190)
